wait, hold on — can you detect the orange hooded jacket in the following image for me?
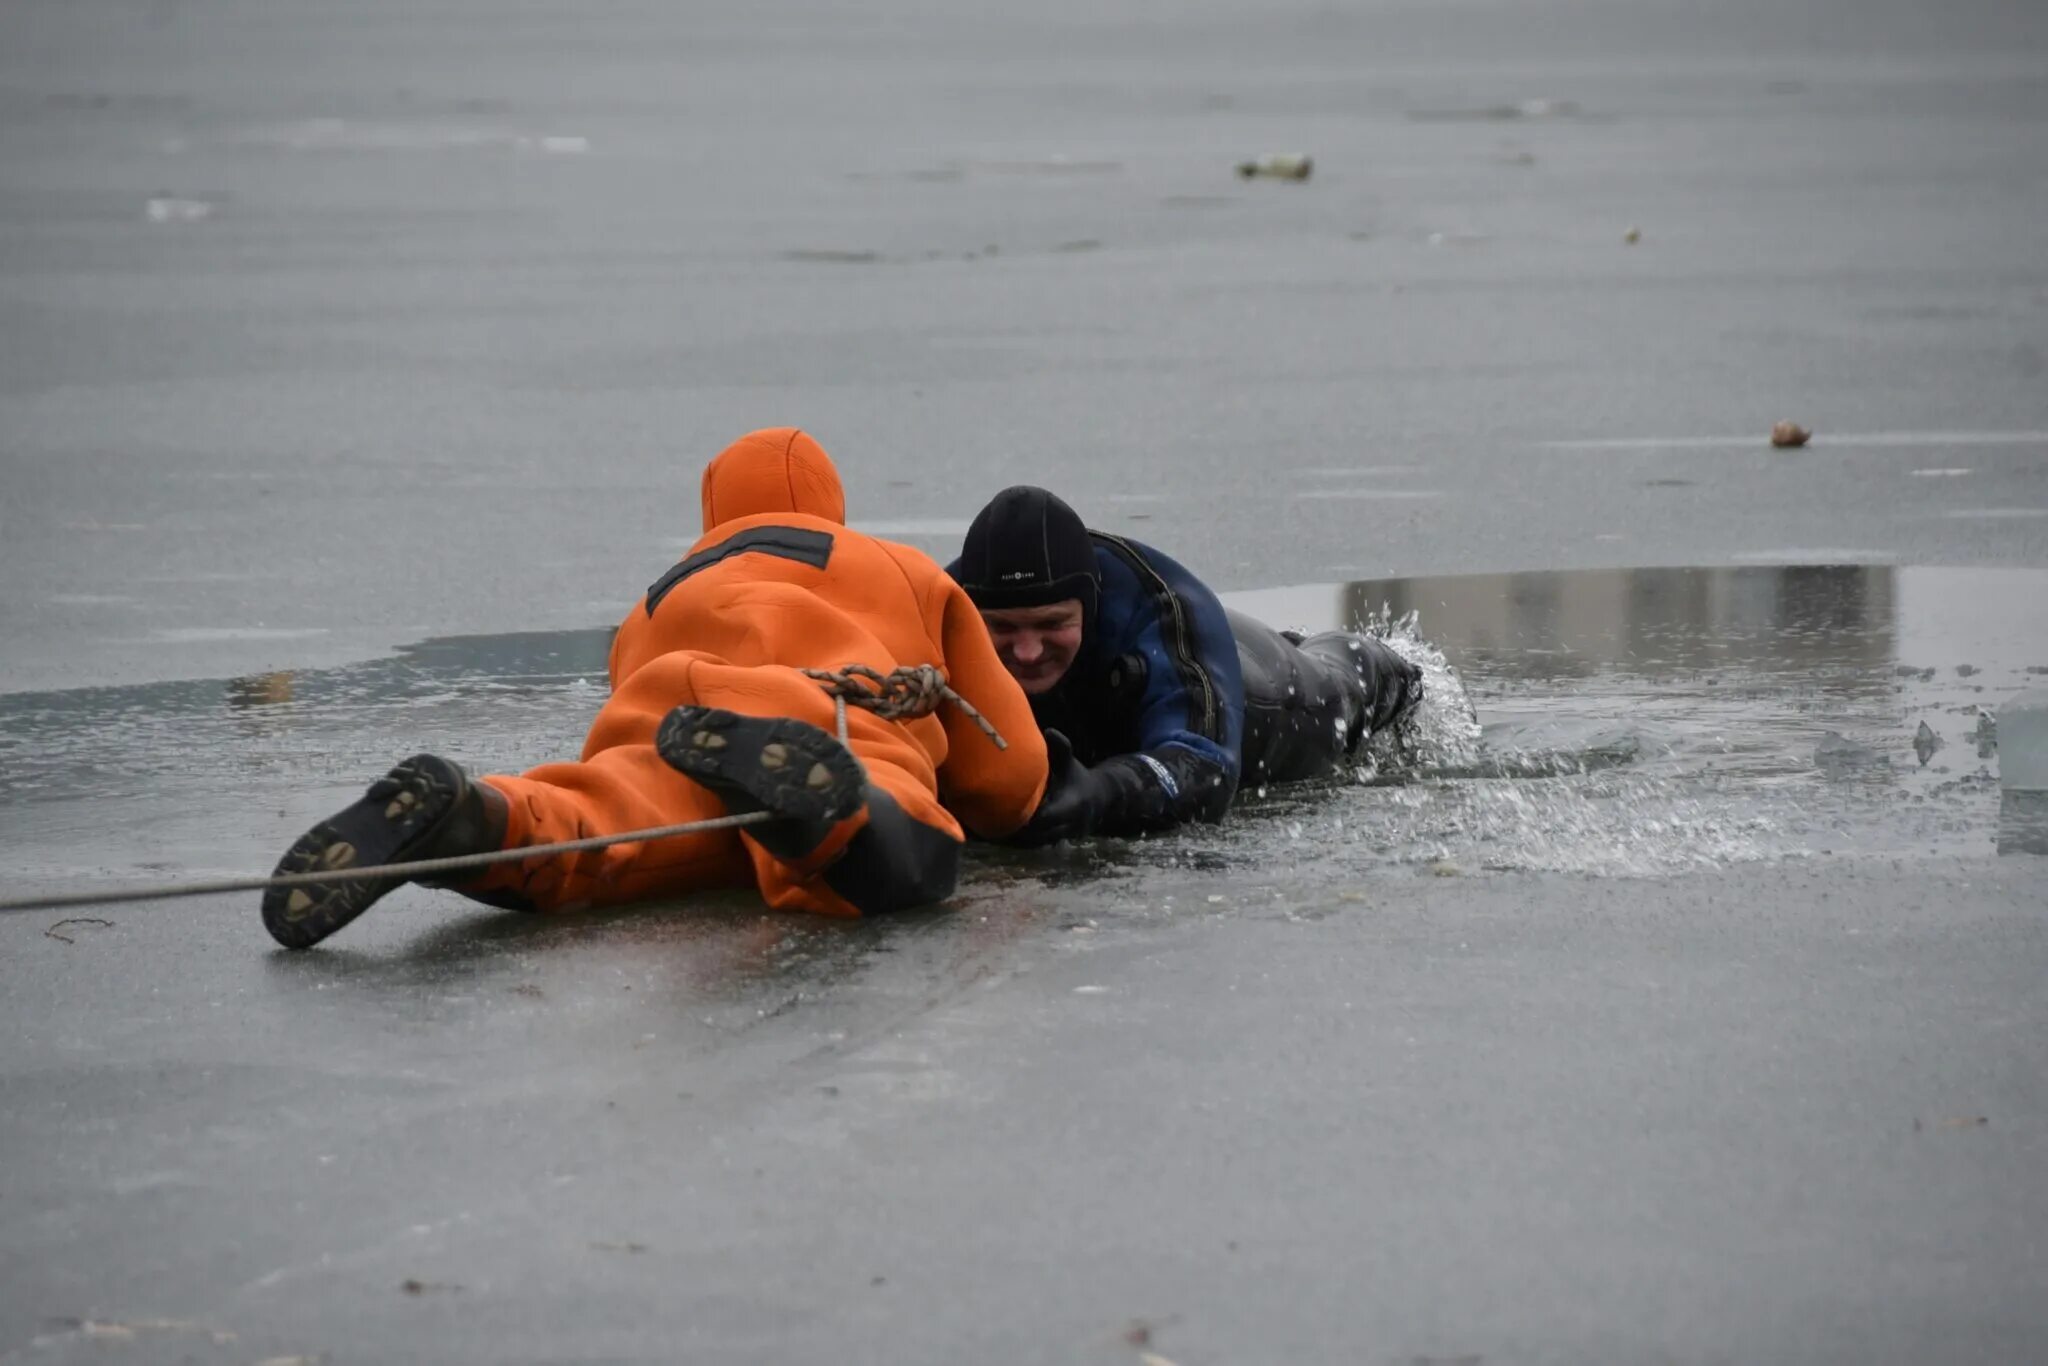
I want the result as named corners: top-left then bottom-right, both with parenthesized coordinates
top-left (604, 427), bottom-right (1048, 841)
top-left (474, 429), bottom-right (1047, 915)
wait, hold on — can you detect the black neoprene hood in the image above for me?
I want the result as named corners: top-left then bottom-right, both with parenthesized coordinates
top-left (955, 486), bottom-right (1101, 620)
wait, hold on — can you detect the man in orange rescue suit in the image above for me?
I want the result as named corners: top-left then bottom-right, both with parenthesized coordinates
top-left (261, 428), bottom-right (1049, 949)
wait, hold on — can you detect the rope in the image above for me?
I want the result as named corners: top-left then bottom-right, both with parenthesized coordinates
top-left (0, 662), bottom-right (1007, 917)
top-left (801, 663), bottom-right (1007, 750)
top-left (0, 811), bottom-right (775, 915)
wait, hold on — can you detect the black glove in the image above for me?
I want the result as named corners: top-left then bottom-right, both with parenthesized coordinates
top-left (1010, 729), bottom-right (1118, 847)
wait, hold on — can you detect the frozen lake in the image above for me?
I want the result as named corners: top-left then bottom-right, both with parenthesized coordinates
top-left (3, 1), bottom-right (2046, 1362)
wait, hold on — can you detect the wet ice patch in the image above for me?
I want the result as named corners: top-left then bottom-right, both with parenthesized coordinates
top-left (782, 249), bottom-right (884, 264)
top-left (1731, 549), bottom-right (1898, 564)
top-left (969, 156), bottom-right (1123, 175)
top-left (852, 518), bottom-right (969, 537)
top-left (1294, 466), bottom-right (1425, 479)
top-left (1290, 489), bottom-right (1443, 501)
top-left (1409, 97), bottom-right (1589, 122)
top-left (1815, 730), bottom-right (1889, 778)
top-left (1364, 772), bottom-right (1782, 876)
top-left (9, 565), bottom-right (2044, 916)
top-left (236, 120), bottom-right (591, 155)
top-left (149, 627), bottom-right (330, 643)
top-left (1540, 431), bottom-right (2048, 451)
top-left (144, 196), bottom-right (214, 223)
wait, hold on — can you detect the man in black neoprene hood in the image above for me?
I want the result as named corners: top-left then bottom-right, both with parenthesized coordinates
top-left (949, 486), bottom-right (1423, 845)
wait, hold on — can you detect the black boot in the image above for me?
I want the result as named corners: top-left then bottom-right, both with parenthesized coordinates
top-left (1298, 632), bottom-right (1424, 742)
top-left (659, 707), bottom-right (968, 912)
top-left (823, 788), bottom-right (961, 913)
top-left (654, 706), bottom-right (867, 864)
top-left (1356, 635), bottom-right (1424, 735)
top-left (263, 754), bottom-right (508, 950)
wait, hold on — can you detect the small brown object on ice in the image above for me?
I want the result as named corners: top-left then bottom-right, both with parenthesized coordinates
top-left (1771, 421), bottom-right (1812, 448)
top-left (1237, 153), bottom-right (1313, 181)
top-left (1623, 225), bottom-right (1641, 244)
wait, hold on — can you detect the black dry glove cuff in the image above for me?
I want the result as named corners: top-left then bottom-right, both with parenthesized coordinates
top-left (1084, 752), bottom-right (1194, 833)
top-left (1012, 734), bottom-right (1232, 846)
top-left (1009, 729), bottom-right (1120, 847)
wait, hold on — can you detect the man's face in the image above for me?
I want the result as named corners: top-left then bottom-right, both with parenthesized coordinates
top-left (981, 600), bottom-right (1085, 695)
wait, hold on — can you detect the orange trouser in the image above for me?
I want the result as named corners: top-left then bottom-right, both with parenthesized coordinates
top-left (461, 653), bottom-right (960, 917)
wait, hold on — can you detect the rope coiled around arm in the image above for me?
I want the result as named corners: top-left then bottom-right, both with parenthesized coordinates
top-left (799, 663), bottom-right (1008, 749)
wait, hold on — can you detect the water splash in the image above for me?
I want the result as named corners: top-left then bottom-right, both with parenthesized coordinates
top-left (1358, 605), bottom-right (1483, 773)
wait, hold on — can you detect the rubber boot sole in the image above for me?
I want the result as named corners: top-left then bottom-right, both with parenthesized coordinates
top-left (262, 754), bottom-right (470, 950)
top-left (655, 706), bottom-right (865, 862)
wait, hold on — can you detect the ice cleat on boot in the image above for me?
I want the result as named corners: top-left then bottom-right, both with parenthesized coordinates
top-left (655, 706), bottom-right (868, 864)
top-left (262, 754), bottom-right (504, 950)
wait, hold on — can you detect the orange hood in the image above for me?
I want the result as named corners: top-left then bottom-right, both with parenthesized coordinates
top-left (699, 428), bottom-right (847, 533)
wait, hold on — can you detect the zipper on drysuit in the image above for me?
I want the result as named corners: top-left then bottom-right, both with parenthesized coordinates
top-left (1094, 533), bottom-right (1220, 740)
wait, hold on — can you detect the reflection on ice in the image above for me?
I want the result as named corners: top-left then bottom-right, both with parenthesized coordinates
top-left (1216, 562), bottom-right (2048, 873)
top-left (1997, 687), bottom-right (2048, 789)
top-left (1229, 563), bottom-right (1904, 680)
top-left (1997, 686), bottom-right (2048, 855)
top-left (1998, 792), bottom-right (2048, 856)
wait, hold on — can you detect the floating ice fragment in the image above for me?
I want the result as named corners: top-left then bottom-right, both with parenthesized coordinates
top-left (1914, 720), bottom-right (1942, 766)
